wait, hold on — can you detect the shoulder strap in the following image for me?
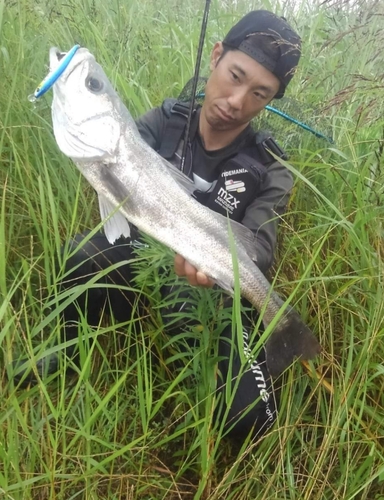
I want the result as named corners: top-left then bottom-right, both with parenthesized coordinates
top-left (158, 101), bottom-right (192, 159)
top-left (253, 131), bottom-right (288, 164)
top-left (158, 100), bottom-right (287, 167)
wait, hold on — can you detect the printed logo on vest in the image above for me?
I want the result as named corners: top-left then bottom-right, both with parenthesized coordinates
top-left (221, 168), bottom-right (247, 177)
top-left (214, 187), bottom-right (240, 214)
top-left (225, 179), bottom-right (246, 193)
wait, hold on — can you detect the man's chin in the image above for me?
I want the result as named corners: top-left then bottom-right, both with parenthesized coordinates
top-left (208, 117), bottom-right (240, 132)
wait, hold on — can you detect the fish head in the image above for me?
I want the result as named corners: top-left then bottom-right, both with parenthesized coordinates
top-left (50, 47), bottom-right (129, 162)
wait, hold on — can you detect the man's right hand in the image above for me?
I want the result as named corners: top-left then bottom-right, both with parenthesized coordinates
top-left (174, 254), bottom-right (215, 288)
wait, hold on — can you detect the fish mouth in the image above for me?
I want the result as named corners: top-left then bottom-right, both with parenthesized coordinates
top-left (49, 46), bottom-right (89, 78)
top-left (49, 47), bottom-right (65, 72)
top-left (56, 50), bottom-right (66, 62)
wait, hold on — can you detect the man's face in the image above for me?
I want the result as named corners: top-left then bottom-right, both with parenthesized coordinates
top-left (202, 42), bottom-right (281, 133)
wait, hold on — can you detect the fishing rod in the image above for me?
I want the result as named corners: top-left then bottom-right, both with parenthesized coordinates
top-left (180, 0), bottom-right (211, 173)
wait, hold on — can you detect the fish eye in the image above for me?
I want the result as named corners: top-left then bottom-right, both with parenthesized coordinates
top-left (85, 75), bottom-right (104, 93)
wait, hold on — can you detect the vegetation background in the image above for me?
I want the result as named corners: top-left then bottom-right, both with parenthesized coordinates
top-left (1, 0), bottom-right (383, 498)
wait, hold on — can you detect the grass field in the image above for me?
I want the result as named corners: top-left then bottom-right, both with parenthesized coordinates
top-left (1, 0), bottom-right (384, 498)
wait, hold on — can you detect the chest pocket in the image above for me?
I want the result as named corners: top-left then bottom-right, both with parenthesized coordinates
top-left (195, 153), bottom-right (268, 222)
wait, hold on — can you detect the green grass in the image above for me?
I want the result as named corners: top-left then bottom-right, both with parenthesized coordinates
top-left (1, 0), bottom-right (384, 498)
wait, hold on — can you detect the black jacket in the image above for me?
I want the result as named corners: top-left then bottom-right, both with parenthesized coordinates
top-left (135, 99), bottom-right (293, 273)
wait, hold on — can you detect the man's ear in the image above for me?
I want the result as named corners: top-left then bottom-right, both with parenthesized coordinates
top-left (210, 42), bottom-right (224, 70)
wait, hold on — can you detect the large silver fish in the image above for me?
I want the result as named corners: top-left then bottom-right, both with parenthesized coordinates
top-left (49, 47), bottom-right (321, 376)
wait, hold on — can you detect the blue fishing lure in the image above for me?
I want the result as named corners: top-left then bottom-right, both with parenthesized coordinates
top-left (34, 44), bottom-right (80, 99)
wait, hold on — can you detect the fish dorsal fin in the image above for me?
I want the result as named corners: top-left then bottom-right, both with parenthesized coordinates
top-left (160, 157), bottom-right (196, 195)
top-left (226, 217), bottom-right (258, 262)
top-left (209, 217), bottom-right (257, 293)
top-left (98, 194), bottom-right (131, 243)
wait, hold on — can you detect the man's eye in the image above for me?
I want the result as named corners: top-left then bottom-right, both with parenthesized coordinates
top-left (230, 71), bottom-right (239, 81)
top-left (254, 92), bottom-right (266, 100)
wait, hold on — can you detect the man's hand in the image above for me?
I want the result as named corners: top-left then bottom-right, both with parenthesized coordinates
top-left (174, 254), bottom-right (215, 288)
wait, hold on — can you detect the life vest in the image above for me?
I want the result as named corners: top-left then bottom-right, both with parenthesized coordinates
top-left (158, 99), bottom-right (287, 222)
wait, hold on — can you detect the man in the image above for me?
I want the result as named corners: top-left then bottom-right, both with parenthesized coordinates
top-left (14, 10), bottom-right (301, 439)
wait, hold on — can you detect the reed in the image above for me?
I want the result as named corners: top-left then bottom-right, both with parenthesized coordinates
top-left (0, 0), bottom-right (383, 498)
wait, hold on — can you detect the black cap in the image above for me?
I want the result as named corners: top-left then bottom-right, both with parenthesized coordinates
top-left (223, 10), bottom-right (301, 98)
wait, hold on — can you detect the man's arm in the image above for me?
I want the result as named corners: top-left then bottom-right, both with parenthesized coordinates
top-left (135, 98), bottom-right (179, 150)
top-left (241, 161), bottom-right (293, 274)
top-left (135, 106), bottom-right (166, 150)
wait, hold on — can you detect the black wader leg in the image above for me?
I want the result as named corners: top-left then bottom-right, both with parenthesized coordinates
top-left (61, 232), bottom-right (142, 345)
top-left (159, 286), bottom-right (278, 441)
top-left (215, 308), bottom-right (278, 440)
top-left (12, 232), bottom-right (142, 386)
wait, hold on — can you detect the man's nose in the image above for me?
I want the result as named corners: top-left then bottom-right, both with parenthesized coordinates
top-left (227, 88), bottom-right (247, 111)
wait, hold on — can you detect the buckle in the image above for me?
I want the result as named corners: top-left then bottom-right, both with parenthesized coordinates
top-left (171, 101), bottom-right (191, 118)
top-left (262, 137), bottom-right (288, 161)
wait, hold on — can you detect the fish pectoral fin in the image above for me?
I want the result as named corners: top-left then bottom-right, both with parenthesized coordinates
top-left (160, 158), bottom-right (196, 196)
top-left (98, 194), bottom-right (131, 244)
top-left (264, 310), bottom-right (321, 377)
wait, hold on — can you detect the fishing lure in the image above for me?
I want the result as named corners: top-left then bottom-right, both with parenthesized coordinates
top-left (34, 44), bottom-right (80, 99)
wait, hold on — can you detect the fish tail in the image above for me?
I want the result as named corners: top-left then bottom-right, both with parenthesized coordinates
top-left (265, 310), bottom-right (321, 377)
